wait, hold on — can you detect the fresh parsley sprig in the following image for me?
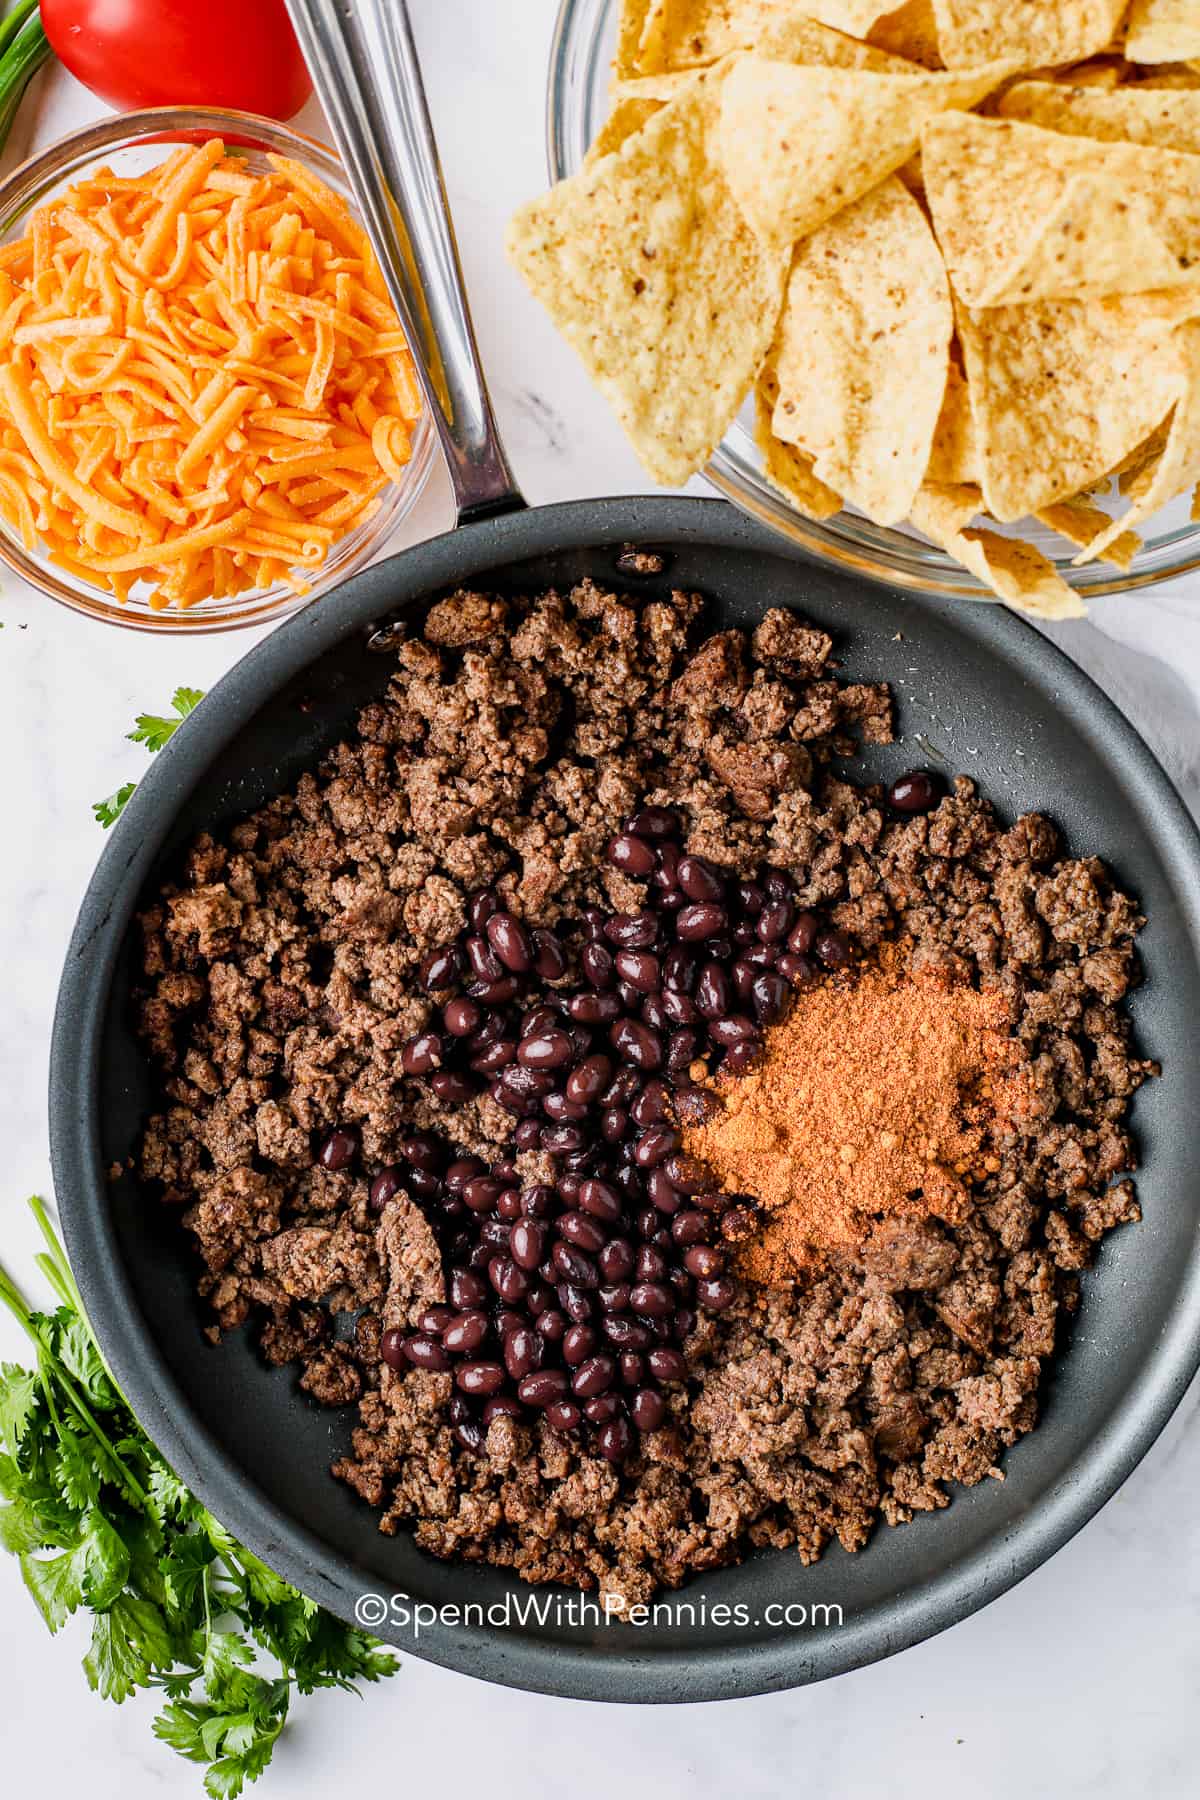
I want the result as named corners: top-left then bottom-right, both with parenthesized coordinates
top-left (92, 688), bottom-right (206, 828)
top-left (0, 1198), bottom-right (398, 1797)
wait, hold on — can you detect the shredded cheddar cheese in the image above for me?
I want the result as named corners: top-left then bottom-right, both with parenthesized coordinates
top-left (0, 140), bottom-right (423, 611)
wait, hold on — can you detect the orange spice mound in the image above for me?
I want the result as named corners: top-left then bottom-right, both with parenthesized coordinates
top-left (682, 958), bottom-right (1037, 1282)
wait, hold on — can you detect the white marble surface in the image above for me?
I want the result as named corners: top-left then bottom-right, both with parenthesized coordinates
top-left (3, 5), bottom-right (1200, 1795)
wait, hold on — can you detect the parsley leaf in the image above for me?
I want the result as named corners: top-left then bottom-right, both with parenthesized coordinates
top-left (94, 688), bottom-right (205, 827)
top-left (128, 687), bottom-right (205, 752)
top-left (92, 784), bottom-right (136, 830)
top-left (0, 1199), bottom-right (400, 1788)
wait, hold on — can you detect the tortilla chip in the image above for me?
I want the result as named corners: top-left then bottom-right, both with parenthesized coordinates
top-left (770, 176), bottom-right (952, 523)
top-left (754, 369), bottom-right (844, 516)
top-left (1034, 499), bottom-right (1142, 568)
top-left (1125, 0), bottom-right (1200, 64)
top-left (926, 356), bottom-right (978, 482)
top-left (911, 483), bottom-right (1087, 617)
top-left (867, 0), bottom-right (945, 65)
top-left (718, 58), bottom-right (1015, 247)
top-left (614, 13), bottom-right (916, 98)
top-left (955, 291), bottom-right (1199, 520)
top-left (633, 0), bottom-right (838, 73)
top-left (930, 0), bottom-right (1128, 70)
top-left (923, 113), bottom-right (1200, 307)
top-left (586, 97), bottom-right (667, 164)
top-left (1054, 56), bottom-right (1128, 86)
top-left (1116, 419), bottom-right (1172, 487)
top-left (998, 78), bottom-right (1200, 153)
top-left (1132, 62), bottom-right (1200, 87)
top-left (1074, 318), bottom-right (1200, 559)
top-left (616, 0), bottom-right (655, 78)
top-left (507, 83), bottom-right (786, 486)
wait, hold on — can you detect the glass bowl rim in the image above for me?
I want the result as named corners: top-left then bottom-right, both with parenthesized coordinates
top-left (0, 104), bottom-right (435, 633)
top-left (543, 0), bottom-right (1200, 602)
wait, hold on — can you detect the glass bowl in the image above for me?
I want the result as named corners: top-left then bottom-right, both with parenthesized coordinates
top-left (0, 107), bottom-right (435, 633)
top-left (546, 0), bottom-right (1200, 600)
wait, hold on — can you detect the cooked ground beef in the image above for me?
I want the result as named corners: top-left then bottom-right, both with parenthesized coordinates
top-left (134, 579), bottom-right (1153, 1605)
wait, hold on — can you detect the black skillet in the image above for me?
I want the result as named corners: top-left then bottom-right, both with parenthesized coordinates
top-left (50, 0), bottom-right (1200, 1702)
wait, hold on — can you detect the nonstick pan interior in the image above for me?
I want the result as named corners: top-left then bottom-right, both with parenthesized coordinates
top-left (51, 496), bottom-right (1200, 1702)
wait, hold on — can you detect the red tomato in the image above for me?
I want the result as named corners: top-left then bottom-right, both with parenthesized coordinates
top-left (41, 0), bottom-right (312, 120)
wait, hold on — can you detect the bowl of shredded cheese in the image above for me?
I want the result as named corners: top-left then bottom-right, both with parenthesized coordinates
top-left (0, 108), bottom-right (434, 630)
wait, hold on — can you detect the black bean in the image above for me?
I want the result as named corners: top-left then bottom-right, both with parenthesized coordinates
top-left (470, 1038), bottom-right (517, 1075)
top-left (532, 928), bottom-right (568, 981)
top-left (521, 1004), bottom-right (560, 1039)
top-left (723, 1037), bottom-right (763, 1073)
top-left (582, 941), bottom-right (616, 989)
top-left (598, 1282), bottom-right (631, 1313)
top-left (514, 1116), bottom-right (542, 1151)
top-left (449, 1268), bottom-right (488, 1309)
top-left (480, 1217), bottom-right (512, 1250)
top-left (733, 919), bottom-right (757, 947)
top-left (615, 1163), bottom-right (643, 1201)
top-left (545, 1399), bottom-right (582, 1433)
top-left (815, 927), bottom-right (853, 968)
top-left (757, 898), bottom-right (793, 942)
top-left (663, 1153), bottom-right (710, 1195)
top-left (503, 1327), bottom-right (542, 1380)
top-left (630, 1078), bottom-right (670, 1126)
top-left (497, 1186), bottom-right (523, 1221)
top-left (536, 1308), bottom-right (566, 1342)
top-left (582, 906), bottom-right (607, 940)
top-left (318, 1128), bottom-right (357, 1172)
top-left (543, 1092), bottom-right (587, 1123)
top-left (562, 1323), bottom-right (597, 1365)
top-left (466, 934), bottom-right (503, 981)
top-left (888, 768), bottom-right (944, 813)
top-left (778, 951), bottom-right (819, 987)
top-left (607, 832), bottom-right (656, 876)
top-left (442, 996), bottom-right (480, 1038)
top-left (695, 961), bottom-right (730, 1019)
top-left (490, 1257), bottom-right (530, 1303)
top-left (466, 975), bottom-right (519, 1006)
top-left (671, 1210), bottom-right (708, 1247)
top-left (368, 1165), bottom-right (401, 1210)
top-left (517, 1028), bottom-right (573, 1071)
top-left (419, 1305), bottom-right (455, 1335)
top-left (708, 1014), bottom-right (757, 1048)
top-left (696, 1276), bottom-right (737, 1311)
top-left (635, 1243), bottom-right (666, 1281)
top-left (566, 1055), bottom-right (612, 1105)
top-left (653, 842), bottom-right (680, 890)
top-left (676, 903), bottom-right (728, 942)
top-left (599, 1237), bottom-right (635, 1281)
top-left (380, 1327), bottom-right (406, 1370)
top-left (454, 1418), bottom-right (486, 1454)
top-left (558, 1211), bottom-right (607, 1253)
top-left (736, 880), bottom-right (765, 914)
top-left (420, 944), bottom-right (462, 991)
top-left (634, 1126), bottom-right (679, 1169)
top-left (482, 1395), bottom-right (523, 1426)
top-left (541, 1122), bottom-right (587, 1155)
top-left (462, 1175), bottom-right (503, 1213)
top-left (574, 1177), bottom-right (621, 1223)
top-left (600, 1104), bottom-right (628, 1142)
top-left (788, 911), bottom-right (820, 955)
top-left (730, 956), bottom-right (757, 1003)
top-left (559, 1283), bottom-right (594, 1323)
top-left (485, 911), bottom-right (534, 973)
top-left (648, 1346), bottom-right (688, 1383)
top-left (597, 1416), bottom-right (635, 1462)
top-left (624, 806), bottom-right (679, 839)
top-left (751, 971), bottom-right (791, 1026)
top-left (677, 855), bottom-right (724, 902)
top-left (443, 1309), bottom-right (489, 1354)
top-left (742, 943), bottom-right (776, 968)
top-left (615, 949), bottom-right (660, 992)
top-left (457, 1361), bottom-right (505, 1396)
top-left (602, 1066), bottom-right (641, 1104)
top-left (672, 1308), bottom-right (696, 1342)
top-left (510, 1218), bottom-right (547, 1271)
top-left (610, 1018), bottom-right (663, 1069)
top-left (662, 945), bottom-right (697, 992)
top-left (553, 1241), bottom-right (599, 1286)
top-left (620, 1352), bottom-right (645, 1387)
top-left (604, 911), bottom-right (659, 949)
top-left (402, 1334), bottom-right (449, 1372)
top-left (666, 1029), bottom-right (700, 1074)
top-left (572, 1353), bottom-right (616, 1399)
top-left (631, 1387), bottom-right (666, 1432)
top-left (499, 1065), bottom-right (555, 1103)
top-left (585, 1395), bottom-right (623, 1424)
top-left (468, 889), bottom-right (498, 933)
top-left (517, 1369), bottom-right (568, 1407)
top-left (429, 1071), bottom-right (476, 1104)
top-left (569, 990), bottom-right (622, 1024)
top-left (630, 1281), bottom-right (674, 1318)
top-left (600, 1316), bottom-right (653, 1350)
top-left (684, 1244), bottom-right (726, 1278)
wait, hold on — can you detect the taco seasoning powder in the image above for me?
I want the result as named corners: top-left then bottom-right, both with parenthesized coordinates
top-left (681, 958), bottom-right (1037, 1281)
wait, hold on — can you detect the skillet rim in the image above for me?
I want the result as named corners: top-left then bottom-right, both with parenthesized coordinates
top-left (49, 494), bottom-right (1200, 1703)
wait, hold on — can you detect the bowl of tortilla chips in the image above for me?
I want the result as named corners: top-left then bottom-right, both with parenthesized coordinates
top-left (530, 0), bottom-right (1200, 618)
